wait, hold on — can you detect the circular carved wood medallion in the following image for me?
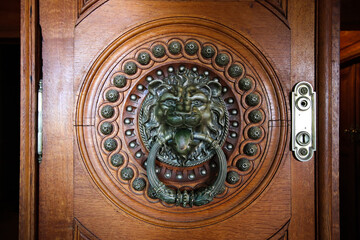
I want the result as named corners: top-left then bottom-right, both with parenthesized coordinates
top-left (76, 17), bottom-right (288, 228)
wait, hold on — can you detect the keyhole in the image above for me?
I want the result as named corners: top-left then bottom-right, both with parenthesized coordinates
top-left (296, 97), bottom-right (311, 111)
top-left (300, 100), bottom-right (308, 108)
top-left (296, 132), bottom-right (311, 145)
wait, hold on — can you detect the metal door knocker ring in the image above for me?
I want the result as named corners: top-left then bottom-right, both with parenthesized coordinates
top-left (147, 133), bottom-right (227, 207)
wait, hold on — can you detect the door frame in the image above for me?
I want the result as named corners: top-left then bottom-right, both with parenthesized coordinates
top-left (19, 0), bottom-right (340, 239)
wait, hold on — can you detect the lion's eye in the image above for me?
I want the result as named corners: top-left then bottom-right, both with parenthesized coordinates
top-left (192, 100), bottom-right (204, 107)
top-left (162, 99), bottom-right (176, 106)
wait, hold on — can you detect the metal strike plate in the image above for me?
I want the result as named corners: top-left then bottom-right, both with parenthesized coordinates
top-left (292, 81), bottom-right (316, 161)
top-left (37, 79), bottom-right (43, 164)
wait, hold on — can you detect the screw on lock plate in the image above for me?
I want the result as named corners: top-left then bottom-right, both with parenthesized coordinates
top-left (291, 82), bottom-right (316, 162)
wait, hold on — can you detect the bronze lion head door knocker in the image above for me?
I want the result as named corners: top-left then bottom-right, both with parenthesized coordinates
top-left (139, 66), bottom-right (229, 207)
top-left (77, 19), bottom-right (287, 226)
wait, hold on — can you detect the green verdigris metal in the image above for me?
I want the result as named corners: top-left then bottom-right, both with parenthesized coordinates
top-left (147, 133), bottom-right (227, 207)
top-left (139, 66), bottom-right (229, 207)
top-left (139, 67), bottom-right (229, 167)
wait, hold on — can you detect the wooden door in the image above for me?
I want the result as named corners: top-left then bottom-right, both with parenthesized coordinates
top-left (19, 0), bottom-right (339, 239)
top-left (339, 31), bottom-right (360, 239)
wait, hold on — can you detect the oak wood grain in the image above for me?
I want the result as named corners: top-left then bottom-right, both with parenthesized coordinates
top-left (19, 0), bottom-right (39, 239)
top-left (317, 0), bottom-right (340, 239)
top-left (29, 0), bottom-right (340, 239)
top-left (73, 0), bottom-right (291, 237)
top-left (288, 0), bottom-right (316, 238)
top-left (38, 0), bottom-right (76, 238)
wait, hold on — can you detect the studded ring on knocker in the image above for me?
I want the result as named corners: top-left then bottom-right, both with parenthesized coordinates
top-left (147, 133), bottom-right (227, 207)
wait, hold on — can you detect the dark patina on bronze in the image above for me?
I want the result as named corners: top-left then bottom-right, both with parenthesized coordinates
top-left (139, 67), bottom-right (229, 167)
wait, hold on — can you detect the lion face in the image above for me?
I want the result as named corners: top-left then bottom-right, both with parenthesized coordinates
top-left (156, 85), bottom-right (210, 128)
top-left (139, 67), bottom-right (229, 167)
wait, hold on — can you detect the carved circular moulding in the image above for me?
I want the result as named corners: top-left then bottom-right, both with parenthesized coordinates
top-left (76, 17), bottom-right (287, 228)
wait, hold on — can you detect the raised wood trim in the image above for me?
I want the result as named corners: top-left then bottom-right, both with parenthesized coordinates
top-left (77, 0), bottom-right (108, 24)
top-left (19, 0), bottom-right (39, 239)
top-left (74, 218), bottom-right (100, 240)
top-left (269, 221), bottom-right (289, 239)
top-left (38, 0), bottom-right (76, 238)
top-left (256, 0), bottom-right (288, 27)
top-left (317, 0), bottom-right (340, 239)
top-left (340, 31), bottom-right (360, 63)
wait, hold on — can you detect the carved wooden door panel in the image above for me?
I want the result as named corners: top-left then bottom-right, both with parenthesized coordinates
top-left (39, 0), bottom-right (316, 239)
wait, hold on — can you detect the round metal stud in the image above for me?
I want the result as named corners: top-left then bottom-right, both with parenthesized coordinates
top-left (124, 62), bottom-right (137, 75)
top-left (188, 173), bottom-right (195, 180)
top-left (125, 130), bottom-right (133, 136)
top-left (152, 44), bottom-right (166, 58)
top-left (105, 89), bottom-right (119, 102)
top-left (227, 144), bottom-right (234, 150)
top-left (228, 64), bottom-right (243, 78)
top-left (124, 118), bottom-right (132, 124)
top-left (113, 75), bottom-right (127, 88)
top-left (231, 109), bottom-right (238, 115)
top-left (231, 121), bottom-right (239, 127)
top-left (132, 178), bottom-right (146, 191)
top-left (110, 153), bottom-right (124, 167)
top-left (236, 158), bottom-right (251, 171)
top-left (192, 67), bottom-right (198, 72)
top-left (135, 151), bottom-right (142, 158)
top-left (204, 71), bottom-right (209, 76)
top-left (201, 45), bottom-right (215, 58)
top-left (137, 84), bottom-right (144, 91)
top-left (210, 162), bottom-right (217, 168)
top-left (130, 94), bottom-right (137, 101)
top-left (176, 174), bottom-right (183, 180)
top-left (238, 77), bottom-right (253, 91)
top-left (104, 138), bottom-right (117, 151)
top-left (248, 126), bottom-right (262, 140)
top-left (200, 169), bottom-right (207, 175)
top-left (168, 41), bottom-right (182, 54)
top-left (100, 122), bottom-right (113, 135)
top-left (299, 87), bottom-right (308, 95)
top-left (168, 66), bottom-right (174, 73)
top-left (213, 78), bottom-right (219, 82)
top-left (146, 76), bottom-right (153, 82)
top-left (185, 41), bottom-right (199, 55)
top-left (230, 132), bottom-right (238, 138)
top-left (299, 148), bottom-right (308, 156)
top-left (227, 98), bottom-right (234, 104)
top-left (248, 110), bottom-right (263, 123)
top-left (126, 106), bottom-right (133, 112)
top-left (101, 105), bottom-right (114, 118)
top-left (137, 52), bottom-right (150, 65)
top-left (215, 53), bottom-right (230, 67)
top-left (245, 93), bottom-right (260, 106)
top-left (156, 70), bottom-right (163, 76)
top-left (226, 171), bottom-right (240, 184)
top-left (222, 87), bottom-right (228, 93)
top-left (129, 142), bottom-right (136, 148)
top-left (121, 167), bottom-right (134, 180)
top-left (179, 66), bottom-right (185, 72)
top-left (164, 172), bottom-right (171, 179)
top-left (155, 167), bottom-right (160, 174)
top-left (244, 143), bottom-right (258, 156)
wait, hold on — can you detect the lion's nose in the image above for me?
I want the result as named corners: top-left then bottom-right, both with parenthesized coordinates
top-left (176, 104), bottom-right (184, 112)
top-left (176, 102), bottom-right (191, 113)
